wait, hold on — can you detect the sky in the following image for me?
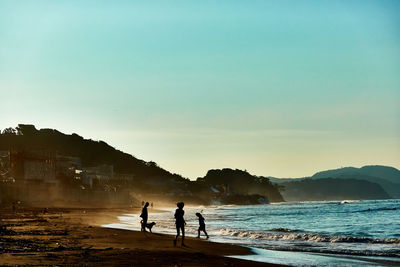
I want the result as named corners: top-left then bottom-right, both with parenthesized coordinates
top-left (1, 0), bottom-right (399, 179)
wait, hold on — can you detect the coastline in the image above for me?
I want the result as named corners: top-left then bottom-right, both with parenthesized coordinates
top-left (101, 205), bottom-right (400, 267)
top-left (0, 206), bottom-right (284, 266)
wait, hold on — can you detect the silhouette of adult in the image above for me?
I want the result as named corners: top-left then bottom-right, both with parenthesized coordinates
top-left (173, 202), bottom-right (186, 246)
top-left (140, 202), bottom-right (149, 232)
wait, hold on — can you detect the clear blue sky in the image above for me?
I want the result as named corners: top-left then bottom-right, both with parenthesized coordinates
top-left (1, 0), bottom-right (399, 178)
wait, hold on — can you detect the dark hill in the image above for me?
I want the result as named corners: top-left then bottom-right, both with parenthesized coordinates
top-left (0, 124), bottom-right (185, 183)
top-left (1, 125), bottom-right (284, 205)
top-left (197, 168), bottom-right (284, 202)
top-left (360, 165), bottom-right (400, 184)
top-left (281, 178), bottom-right (391, 201)
top-left (311, 165), bottom-right (400, 198)
top-left (312, 165), bottom-right (400, 184)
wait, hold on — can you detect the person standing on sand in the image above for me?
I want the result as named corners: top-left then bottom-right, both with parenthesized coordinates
top-left (140, 202), bottom-right (149, 232)
top-left (173, 202), bottom-right (186, 246)
top-left (196, 212), bottom-right (209, 239)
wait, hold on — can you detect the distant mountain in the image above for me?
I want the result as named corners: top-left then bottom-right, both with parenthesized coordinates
top-left (281, 178), bottom-right (391, 202)
top-left (311, 166), bottom-right (400, 198)
top-left (312, 165), bottom-right (400, 184)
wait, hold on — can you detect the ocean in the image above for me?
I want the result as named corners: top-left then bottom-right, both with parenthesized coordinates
top-left (104, 199), bottom-right (400, 266)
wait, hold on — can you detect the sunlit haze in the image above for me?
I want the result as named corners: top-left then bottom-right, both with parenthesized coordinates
top-left (1, 0), bottom-right (399, 179)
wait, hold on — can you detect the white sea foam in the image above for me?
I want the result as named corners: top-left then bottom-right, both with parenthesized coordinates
top-left (218, 228), bottom-right (400, 244)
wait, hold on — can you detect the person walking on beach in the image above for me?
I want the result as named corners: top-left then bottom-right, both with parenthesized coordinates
top-left (196, 212), bottom-right (209, 239)
top-left (140, 202), bottom-right (149, 232)
top-left (173, 202), bottom-right (186, 246)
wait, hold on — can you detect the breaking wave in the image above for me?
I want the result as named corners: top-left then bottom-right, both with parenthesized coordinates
top-left (219, 228), bottom-right (400, 244)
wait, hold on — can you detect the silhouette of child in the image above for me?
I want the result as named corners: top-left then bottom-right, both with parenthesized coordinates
top-left (173, 202), bottom-right (186, 246)
top-left (196, 212), bottom-right (209, 239)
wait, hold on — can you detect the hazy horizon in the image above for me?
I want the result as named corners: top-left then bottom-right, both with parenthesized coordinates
top-left (1, 0), bottom-right (399, 179)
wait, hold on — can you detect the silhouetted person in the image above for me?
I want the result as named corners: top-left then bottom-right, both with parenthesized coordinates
top-left (151, 202), bottom-right (153, 209)
top-left (140, 202), bottom-right (149, 232)
top-left (196, 212), bottom-right (209, 239)
top-left (173, 202), bottom-right (186, 246)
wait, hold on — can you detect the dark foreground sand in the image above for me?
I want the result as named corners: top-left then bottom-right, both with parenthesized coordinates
top-left (0, 206), bottom-right (284, 266)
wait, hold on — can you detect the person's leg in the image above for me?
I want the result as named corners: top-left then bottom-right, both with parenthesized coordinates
top-left (143, 219), bottom-right (148, 232)
top-left (174, 225), bottom-right (180, 246)
top-left (176, 225), bottom-right (181, 237)
top-left (204, 229), bottom-right (209, 238)
top-left (181, 225), bottom-right (185, 245)
top-left (197, 227), bottom-right (200, 238)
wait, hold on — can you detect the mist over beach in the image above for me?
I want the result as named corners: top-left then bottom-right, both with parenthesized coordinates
top-left (1, 0), bottom-right (399, 266)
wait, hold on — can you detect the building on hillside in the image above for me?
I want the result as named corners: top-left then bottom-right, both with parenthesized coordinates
top-left (56, 155), bottom-right (82, 178)
top-left (113, 173), bottom-right (134, 181)
top-left (0, 151), bottom-right (10, 179)
top-left (5, 150), bottom-right (59, 203)
top-left (0, 151), bottom-right (8, 158)
top-left (9, 150), bottom-right (57, 184)
top-left (82, 164), bottom-right (114, 188)
top-left (3, 149), bottom-right (132, 205)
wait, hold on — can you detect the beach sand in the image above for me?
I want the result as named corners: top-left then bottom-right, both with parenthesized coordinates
top-left (0, 206), bottom-right (284, 266)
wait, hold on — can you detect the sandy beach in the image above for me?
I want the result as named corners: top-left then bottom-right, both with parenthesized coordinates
top-left (0, 206), bottom-right (284, 266)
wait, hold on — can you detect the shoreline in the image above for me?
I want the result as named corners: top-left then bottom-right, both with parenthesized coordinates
top-left (0, 206), bottom-right (284, 266)
top-left (103, 207), bottom-right (400, 267)
top-left (230, 247), bottom-right (400, 266)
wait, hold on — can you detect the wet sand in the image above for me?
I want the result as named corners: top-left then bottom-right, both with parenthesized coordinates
top-left (0, 206), bottom-right (284, 266)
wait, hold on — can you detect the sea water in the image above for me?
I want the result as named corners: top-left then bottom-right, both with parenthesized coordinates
top-left (104, 199), bottom-right (400, 266)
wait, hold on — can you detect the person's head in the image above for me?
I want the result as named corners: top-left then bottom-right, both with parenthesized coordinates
top-left (177, 202), bottom-right (184, 209)
top-left (145, 202), bottom-right (149, 207)
top-left (195, 212), bottom-right (201, 217)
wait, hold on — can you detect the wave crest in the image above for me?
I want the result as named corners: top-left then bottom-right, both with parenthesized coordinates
top-left (219, 228), bottom-right (400, 244)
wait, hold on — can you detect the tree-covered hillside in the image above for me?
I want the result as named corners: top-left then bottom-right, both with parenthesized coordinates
top-left (0, 124), bottom-right (185, 182)
top-left (0, 125), bottom-right (284, 205)
top-left (197, 168), bottom-right (284, 202)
